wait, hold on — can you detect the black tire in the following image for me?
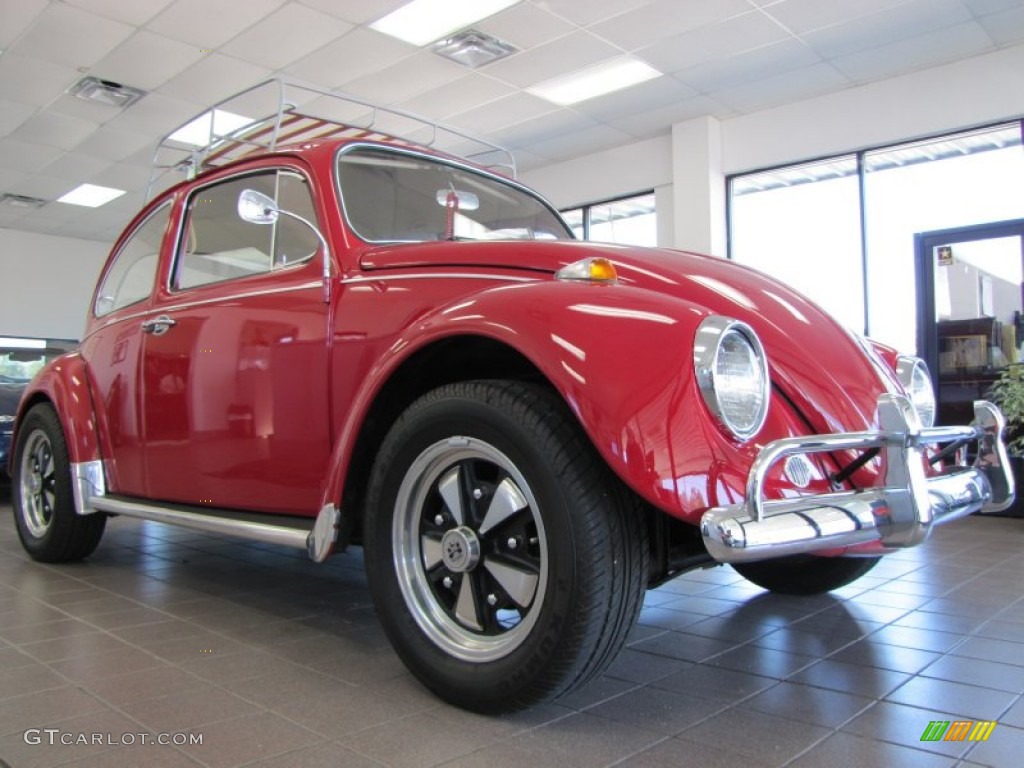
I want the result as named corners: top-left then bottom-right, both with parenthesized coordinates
top-left (734, 554), bottom-right (880, 595)
top-left (12, 404), bottom-right (105, 563)
top-left (364, 381), bottom-right (649, 713)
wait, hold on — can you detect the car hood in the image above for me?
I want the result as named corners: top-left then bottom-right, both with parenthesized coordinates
top-left (359, 239), bottom-right (895, 434)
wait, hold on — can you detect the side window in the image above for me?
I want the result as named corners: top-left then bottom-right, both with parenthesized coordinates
top-left (175, 170), bottom-right (319, 290)
top-left (95, 203), bottom-right (170, 316)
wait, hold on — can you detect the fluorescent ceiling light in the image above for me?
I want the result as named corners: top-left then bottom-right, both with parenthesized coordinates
top-left (371, 0), bottom-right (521, 46)
top-left (57, 183), bottom-right (126, 208)
top-left (169, 109), bottom-right (252, 148)
top-left (0, 336), bottom-right (47, 349)
top-left (528, 56), bottom-right (662, 106)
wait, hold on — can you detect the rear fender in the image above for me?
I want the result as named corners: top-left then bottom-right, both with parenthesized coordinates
top-left (321, 280), bottom-right (722, 517)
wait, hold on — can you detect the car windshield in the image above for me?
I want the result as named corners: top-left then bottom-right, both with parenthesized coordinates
top-left (0, 348), bottom-right (69, 385)
top-left (336, 146), bottom-right (573, 243)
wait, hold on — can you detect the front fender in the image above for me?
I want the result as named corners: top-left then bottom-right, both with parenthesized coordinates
top-left (13, 352), bottom-right (101, 468)
top-left (322, 279), bottom-right (741, 519)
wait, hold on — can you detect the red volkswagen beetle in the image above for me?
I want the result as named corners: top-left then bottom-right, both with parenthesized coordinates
top-left (8, 80), bottom-right (1014, 712)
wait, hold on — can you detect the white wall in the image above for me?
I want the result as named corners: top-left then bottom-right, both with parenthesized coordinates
top-left (0, 228), bottom-right (109, 341)
top-left (522, 42), bottom-right (1024, 253)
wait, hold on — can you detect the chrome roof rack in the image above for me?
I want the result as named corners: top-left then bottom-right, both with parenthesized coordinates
top-left (146, 77), bottom-right (516, 200)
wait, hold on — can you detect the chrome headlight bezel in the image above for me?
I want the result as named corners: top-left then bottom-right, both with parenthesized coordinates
top-left (896, 355), bottom-right (936, 428)
top-left (693, 316), bottom-right (770, 442)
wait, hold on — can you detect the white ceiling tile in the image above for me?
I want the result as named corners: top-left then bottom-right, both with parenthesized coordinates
top-left (146, 0), bottom-right (286, 48)
top-left (9, 3), bottom-right (134, 69)
top-left (605, 95), bottom-right (737, 136)
top-left (713, 62), bottom-right (850, 112)
top-left (533, 0), bottom-right (657, 27)
top-left (526, 123), bottom-right (635, 161)
top-left (572, 76), bottom-right (699, 122)
top-left (0, 140), bottom-right (63, 173)
top-left (765, 0), bottom-right (917, 36)
top-left (673, 38), bottom-right (822, 93)
top-left (476, 4), bottom-right (575, 50)
top-left (510, 148), bottom-right (553, 173)
top-left (0, 0), bottom-right (48, 48)
top-left (977, 4), bottom-right (1024, 45)
top-left (64, 0), bottom-right (175, 26)
top-left (342, 52), bottom-right (469, 105)
top-left (639, 11), bottom-right (793, 75)
top-left (73, 125), bottom-right (155, 162)
top-left (219, 2), bottom-right (353, 71)
top-left (0, 209), bottom-right (30, 228)
top-left (47, 92), bottom-right (132, 124)
top-left (9, 112), bottom-right (99, 151)
top-left (159, 54), bottom-right (272, 105)
top-left (12, 174), bottom-right (83, 201)
top-left (804, 0), bottom-right (974, 60)
top-left (449, 92), bottom-right (558, 136)
top-left (399, 75), bottom-right (517, 121)
top-left (92, 31), bottom-right (205, 91)
top-left (0, 54), bottom-right (79, 107)
top-left (41, 152), bottom-right (111, 183)
top-left (0, 101), bottom-right (36, 138)
top-left (491, 109), bottom-right (603, 149)
top-left (831, 20), bottom-right (994, 82)
top-left (589, 0), bottom-right (753, 51)
top-left (90, 162), bottom-right (157, 191)
top-left (296, 0), bottom-right (409, 24)
top-left (0, 168), bottom-right (29, 191)
top-left (961, 0), bottom-right (1024, 16)
top-left (285, 29), bottom-right (416, 89)
top-left (483, 30), bottom-right (622, 88)
top-left (104, 93), bottom-right (199, 138)
top-left (11, 217), bottom-right (62, 235)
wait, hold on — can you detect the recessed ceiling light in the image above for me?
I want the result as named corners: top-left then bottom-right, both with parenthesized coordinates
top-left (371, 0), bottom-right (521, 46)
top-left (69, 76), bottom-right (146, 109)
top-left (433, 29), bottom-right (518, 68)
top-left (527, 56), bottom-right (663, 106)
top-left (168, 109), bottom-right (252, 148)
top-left (57, 183), bottom-right (126, 208)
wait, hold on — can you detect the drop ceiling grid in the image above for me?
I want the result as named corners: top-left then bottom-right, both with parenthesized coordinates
top-left (0, 0), bottom-right (1019, 242)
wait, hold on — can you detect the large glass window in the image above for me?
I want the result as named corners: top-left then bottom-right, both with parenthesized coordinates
top-left (562, 192), bottom-right (657, 246)
top-left (730, 157), bottom-right (864, 332)
top-left (94, 203), bottom-right (171, 316)
top-left (728, 122), bottom-right (1024, 353)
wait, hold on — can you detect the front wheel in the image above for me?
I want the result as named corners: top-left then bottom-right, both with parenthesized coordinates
top-left (733, 554), bottom-right (880, 595)
top-left (12, 404), bottom-right (105, 562)
top-left (364, 381), bottom-right (648, 713)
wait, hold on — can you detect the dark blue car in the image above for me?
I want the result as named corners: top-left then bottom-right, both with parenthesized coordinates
top-left (0, 375), bottom-right (25, 479)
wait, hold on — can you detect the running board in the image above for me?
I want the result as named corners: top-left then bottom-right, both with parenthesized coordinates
top-left (89, 495), bottom-right (339, 563)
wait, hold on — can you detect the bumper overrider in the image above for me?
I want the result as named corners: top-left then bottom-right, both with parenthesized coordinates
top-left (700, 395), bottom-right (1014, 563)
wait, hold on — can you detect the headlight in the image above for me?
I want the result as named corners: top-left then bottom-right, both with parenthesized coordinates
top-left (694, 316), bottom-right (770, 441)
top-left (896, 356), bottom-right (936, 427)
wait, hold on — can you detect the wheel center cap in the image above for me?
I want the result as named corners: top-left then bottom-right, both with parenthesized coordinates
top-left (440, 526), bottom-right (481, 573)
top-left (28, 473), bottom-right (42, 493)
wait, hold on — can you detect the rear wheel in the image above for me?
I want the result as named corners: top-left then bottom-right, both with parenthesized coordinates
top-left (364, 381), bottom-right (648, 713)
top-left (13, 404), bottom-right (105, 562)
top-left (734, 554), bottom-right (880, 595)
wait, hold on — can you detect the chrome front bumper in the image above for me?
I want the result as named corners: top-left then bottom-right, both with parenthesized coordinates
top-left (700, 395), bottom-right (1014, 563)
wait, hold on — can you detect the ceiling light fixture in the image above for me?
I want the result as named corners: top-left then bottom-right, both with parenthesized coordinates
top-left (371, 0), bottom-right (521, 46)
top-left (0, 336), bottom-right (47, 350)
top-left (433, 29), bottom-right (518, 68)
top-left (527, 56), bottom-right (663, 106)
top-left (0, 193), bottom-right (47, 209)
top-left (57, 183), bottom-right (126, 208)
top-left (168, 109), bottom-right (253, 148)
top-left (69, 76), bottom-right (146, 109)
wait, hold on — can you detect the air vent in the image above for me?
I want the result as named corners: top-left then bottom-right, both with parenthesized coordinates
top-left (432, 29), bottom-right (518, 69)
top-left (69, 76), bottom-right (146, 109)
top-left (0, 193), bottom-right (47, 209)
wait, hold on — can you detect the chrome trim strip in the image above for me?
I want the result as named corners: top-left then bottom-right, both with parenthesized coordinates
top-left (341, 273), bottom-right (537, 285)
top-left (91, 496), bottom-right (311, 551)
top-left (701, 397), bottom-right (1015, 563)
top-left (71, 460), bottom-right (106, 516)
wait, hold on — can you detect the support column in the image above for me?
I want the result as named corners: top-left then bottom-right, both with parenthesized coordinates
top-left (671, 116), bottom-right (726, 257)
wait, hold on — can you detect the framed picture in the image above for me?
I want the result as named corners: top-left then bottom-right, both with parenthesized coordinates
top-left (939, 334), bottom-right (988, 373)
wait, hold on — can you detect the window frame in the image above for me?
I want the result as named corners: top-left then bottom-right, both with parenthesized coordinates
top-left (559, 189), bottom-right (656, 243)
top-left (93, 200), bottom-right (173, 318)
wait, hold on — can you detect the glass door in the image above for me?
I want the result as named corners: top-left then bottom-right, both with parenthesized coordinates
top-left (916, 220), bottom-right (1024, 426)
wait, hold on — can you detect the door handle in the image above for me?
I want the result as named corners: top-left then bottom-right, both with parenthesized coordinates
top-left (141, 315), bottom-right (177, 335)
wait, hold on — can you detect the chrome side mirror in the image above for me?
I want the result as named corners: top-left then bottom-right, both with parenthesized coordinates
top-left (237, 189), bottom-right (279, 224)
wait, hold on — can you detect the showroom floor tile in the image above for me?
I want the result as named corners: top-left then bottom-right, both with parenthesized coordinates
top-left (0, 484), bottom-right (1021, 768)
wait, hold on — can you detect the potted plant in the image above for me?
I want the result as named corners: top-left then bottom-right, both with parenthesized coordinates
top-left (987, 362), bottom-right (1024, 517)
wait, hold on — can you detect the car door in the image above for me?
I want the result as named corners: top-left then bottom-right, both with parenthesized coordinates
top-left (81, 201), bottom-right (174, 496)
top-left (140, 165), bottom-right (331, 515)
